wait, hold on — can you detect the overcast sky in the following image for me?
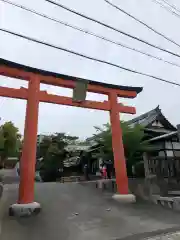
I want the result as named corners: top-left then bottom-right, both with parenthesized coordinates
top-left (1, 0), bottom-right (180, 139)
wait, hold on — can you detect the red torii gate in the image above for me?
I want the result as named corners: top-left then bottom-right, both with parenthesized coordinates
top-left (0, 58), bottom-right (142, 216)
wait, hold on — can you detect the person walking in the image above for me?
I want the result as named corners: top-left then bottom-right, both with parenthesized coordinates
top-left (83, 163), bottom-right (89, 181)
top-left (106, 159), bottom-right (113, 179)
top-left (102, 165), bottom-right (107, 179)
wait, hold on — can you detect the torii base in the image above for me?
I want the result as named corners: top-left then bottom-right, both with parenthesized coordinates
top-left (9, 202), bottom-right (41, 217)
top-left (112, 194), bottom-right (136, 203)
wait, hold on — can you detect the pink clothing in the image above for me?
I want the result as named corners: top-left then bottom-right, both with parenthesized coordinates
top-left (102, 166), bottom-right (107, 178)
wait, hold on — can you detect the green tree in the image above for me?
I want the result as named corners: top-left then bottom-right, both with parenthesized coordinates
top-left (38, 133), bottom-right (79, 181)
top-left (37, 136), bottom-right (52, 159)
top-left (61, 134), bottom-right (79, 145)
top-left (0, 121), bottom-right (21, 166)
top-left (37, 133), bottom-right (79, 158)
top-left (92, 121), bottom-right (151, 175)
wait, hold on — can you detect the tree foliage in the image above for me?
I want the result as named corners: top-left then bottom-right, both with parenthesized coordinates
top-left (0, 121), bottom-right (21, 166)
top-left (37, 133), bottom-right (79, 158)
top-left (92, 121), bottom-right (151, 174)
top-left (37, 133), bottom-right (79, 181)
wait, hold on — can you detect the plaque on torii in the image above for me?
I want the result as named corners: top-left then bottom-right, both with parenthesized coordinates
top-left (72, 79), bottom-right (88, 102)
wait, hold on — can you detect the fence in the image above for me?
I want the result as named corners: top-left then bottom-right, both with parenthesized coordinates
top-left (148, 156), bottom-right (180, 179)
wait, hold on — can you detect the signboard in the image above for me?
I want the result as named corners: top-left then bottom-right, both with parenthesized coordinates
top-left (73, 80), bottom-right (88, 102)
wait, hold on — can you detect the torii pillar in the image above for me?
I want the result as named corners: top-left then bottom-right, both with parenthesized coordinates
top-left (109, 92), bottom-right (135, 202)
top-left (109, 92), bottom-right (128, 194)
top-left (9, 76), bottom-right (41, 216)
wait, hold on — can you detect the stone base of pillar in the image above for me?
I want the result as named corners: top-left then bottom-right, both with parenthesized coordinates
top-left (112, 194), bottom-right (136, 203)
top-left (9, 202), bottom-right (41, 217)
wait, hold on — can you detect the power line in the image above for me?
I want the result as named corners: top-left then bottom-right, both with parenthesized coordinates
top-left (104, 0), bottom-right (180, 48)
top-left (155, 0), bottom-right (180, 16)
top-left (45, 0), bottom-right (180, 58)
top-left (161, 0), bottom-right (180, 14)
top-left (151, 0), bottom-right (180, 19)
top-left (2, 0), bottom-right (180, 68)
top-left (1, 27), bottom-right (180, 87)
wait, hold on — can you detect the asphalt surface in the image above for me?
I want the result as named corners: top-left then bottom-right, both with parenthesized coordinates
top-left (148, 232), bottom-right (180, 239)
top-left (0, 168), bottom-right (20, 184)
top-left (1, 181), bottom-right (180, 240)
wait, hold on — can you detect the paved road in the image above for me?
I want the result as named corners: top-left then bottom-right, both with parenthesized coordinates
top-left (148, 232), bottom-right (180, 239)
top-left (0, 169), bottom-right (19, 184)
top-left (1, 182), bottom-right (180, 240)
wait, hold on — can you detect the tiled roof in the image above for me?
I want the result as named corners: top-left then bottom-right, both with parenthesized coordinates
top-left (127, 106), bottom-right (160, 126)
top-left (127, 106), bottom-right (176, 130)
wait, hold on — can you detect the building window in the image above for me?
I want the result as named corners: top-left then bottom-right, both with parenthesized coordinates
top-left (166, 150), bottom-right (173, 157)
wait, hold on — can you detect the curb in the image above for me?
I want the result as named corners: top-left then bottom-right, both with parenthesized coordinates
top-left (152, 195), bottom-right (180, 211)
top-left (95, 179), bottom-right (117, 192)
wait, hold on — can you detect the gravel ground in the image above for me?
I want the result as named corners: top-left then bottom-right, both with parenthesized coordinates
top-left (147, 232), bottom-right (180, 239)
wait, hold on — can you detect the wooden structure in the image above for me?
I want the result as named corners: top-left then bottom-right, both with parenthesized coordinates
top-left (0, 58), bottom-right (142, 207)
top-left (128, 106), bottom-right (179, 178)
top-left (147, 131), bottom-right (180, 178)
top-left (127, 106), bottom-right (177, 140)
